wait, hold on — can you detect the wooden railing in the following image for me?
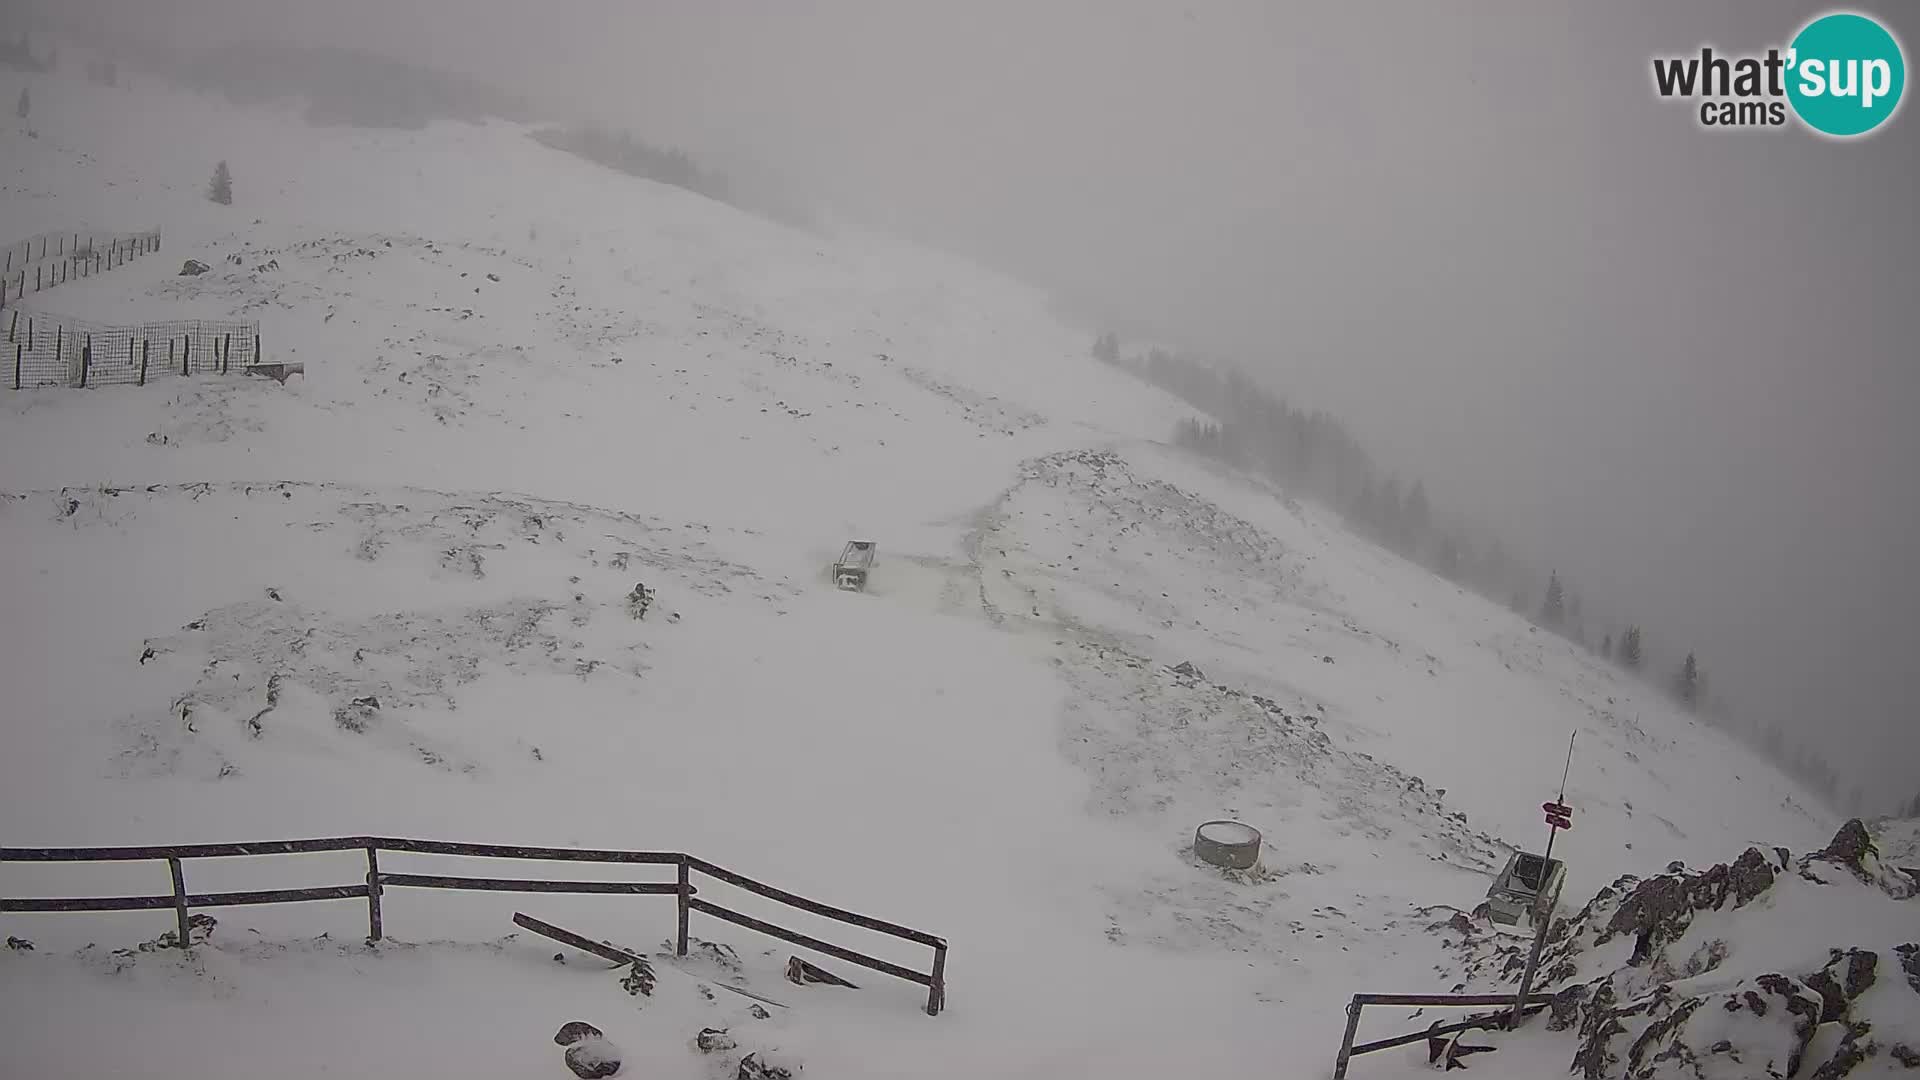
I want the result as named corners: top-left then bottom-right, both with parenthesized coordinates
top-left (1331, 992), bottom-right (1556, 1078)
top-left (0, 836), bottom-right (947, 1015)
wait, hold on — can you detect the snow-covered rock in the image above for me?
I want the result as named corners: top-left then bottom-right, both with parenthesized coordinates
top-left (1443, 820), bottom-right (1919, 1079)
top-left (563, 1036), bottom-right (622, 1079)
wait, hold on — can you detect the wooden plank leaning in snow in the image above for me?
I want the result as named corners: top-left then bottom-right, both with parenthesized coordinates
top-left (0, 835), bottom-right (949, 1016)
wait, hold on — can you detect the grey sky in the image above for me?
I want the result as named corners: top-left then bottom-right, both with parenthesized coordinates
top-left (32, 0), bottom-right (1920, 803)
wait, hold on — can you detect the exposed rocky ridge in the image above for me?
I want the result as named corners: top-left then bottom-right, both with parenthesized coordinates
top-left (1433, 820), bottom-right (1919, 1078)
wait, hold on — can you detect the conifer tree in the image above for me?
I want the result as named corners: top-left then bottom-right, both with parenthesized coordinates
top-left (208, 160), bottom-right (233, 205)
top-left (1620, 625), bottom-right (1643, 669)
top-left (1675, 651), bottom-right (1698, 707)
top-left (1540, 571), bottom-right (1565, 627)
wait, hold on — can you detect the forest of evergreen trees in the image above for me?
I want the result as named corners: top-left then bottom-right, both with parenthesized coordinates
top-left (530, 126), bottom-right (733, 206)
top-left (1095, 333), bottom-right (1899, 817)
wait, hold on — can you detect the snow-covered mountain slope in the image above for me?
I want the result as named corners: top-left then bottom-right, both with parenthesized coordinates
top-left (0, 60), bottom-right (1846, 1079)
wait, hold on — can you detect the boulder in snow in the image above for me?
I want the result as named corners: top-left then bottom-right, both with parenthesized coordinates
top-left (553, 1021), bottom-right (603, 1047)
top-left (178, 259), bottom-right (210, 276)
top-left (696, 1027), bottom-right (737, 1054)
top-left (737, 1052), bottom-right (795, 1080)
top-left (563, 1036), bottom-right (622, 1078)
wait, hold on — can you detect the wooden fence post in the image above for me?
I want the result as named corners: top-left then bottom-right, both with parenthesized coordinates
top-left (365, 847), bottom-right (384, 942)
top-left (222, 334), bottom-right (232, 373)
top-left (927, 943), bottom-right (947, 1016)
top-left (167, 858), bottom-right (191, 950)
top-left (12, 342), bottom-right (20, 390)
top-left (676, 857), bottom-right (690, 957)
top-left (8, 309), bottom-right (15, 342)
top-left (1332, 997), bottom-right (1364, 1080)
top-left (53, 324), bottom-right (60, 362)
top-left (138, 338), bottom-right (148, 386)
top-left (80, 344), bottom-right (91, 388)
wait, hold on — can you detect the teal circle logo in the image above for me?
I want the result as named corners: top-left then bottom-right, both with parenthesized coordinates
top-left (1787, 12), bottom-right (1905, 137)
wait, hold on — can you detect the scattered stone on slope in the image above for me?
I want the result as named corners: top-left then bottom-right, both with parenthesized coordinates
top-left (696, 1027), bottom-right (737, 1053)
top-left (738, 1052), bottom-right (794, 1080)
top-left (1897, 944), bottom-right (1920, 994)
top-left (178, 259), bottom-right (210, 276)
top-left (553, 1021), bottom-right (603, 1046)
top-left (333, 695), bottom-right (380, 733)
top-left (1170, 660), bottom-right (1204, 681)
top-left (619, 957), bottom-right (655, 997)
top-left (563, 1036), bottom-right (622, 1078)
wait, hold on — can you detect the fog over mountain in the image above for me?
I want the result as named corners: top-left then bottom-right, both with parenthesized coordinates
top-left (22, 0), bottom-right (1917, 806)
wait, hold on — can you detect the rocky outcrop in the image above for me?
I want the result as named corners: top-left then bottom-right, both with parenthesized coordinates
top-left (1801, 818), bottom-right (1918, 898)
top-left (1442, 820), bottom-right (1918, 1079)
top-left (1898, 943), bottom-right (1920, 994)
top-left (1804, 948), bottom-right (1878, 1023)
top-left (1572, 974), bottom-right (1822, 1080)
top-left (1600, 846), bottom-right (1780, 965)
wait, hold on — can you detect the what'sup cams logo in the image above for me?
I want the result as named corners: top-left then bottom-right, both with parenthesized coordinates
top-left (1653, 11), bottom-right (1906, 137)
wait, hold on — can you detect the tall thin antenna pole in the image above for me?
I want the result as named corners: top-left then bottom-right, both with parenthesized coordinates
top-left (1544, 730), bottom-right (1575, 863)
top-left (1511, 730), bottom-right (1579, 1031)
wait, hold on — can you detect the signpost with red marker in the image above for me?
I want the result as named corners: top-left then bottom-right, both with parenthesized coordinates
top-left (1511, 732), bottom-right (1578, 1029)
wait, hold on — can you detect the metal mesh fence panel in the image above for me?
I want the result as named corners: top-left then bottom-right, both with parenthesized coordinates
top-left (6, 310), bottom-right (259, 390)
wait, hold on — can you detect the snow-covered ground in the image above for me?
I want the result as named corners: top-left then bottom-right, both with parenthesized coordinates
top-left (0, 55), bottom-right (1882, 1079)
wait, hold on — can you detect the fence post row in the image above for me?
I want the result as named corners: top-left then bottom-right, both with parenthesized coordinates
top-left (0, 837), bottom-right (947, 1014)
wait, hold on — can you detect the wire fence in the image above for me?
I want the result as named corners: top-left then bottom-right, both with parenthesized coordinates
top-left (0, 228), bottom-right (163, 309)
top-left (6, 309), bottom-right (262, 390)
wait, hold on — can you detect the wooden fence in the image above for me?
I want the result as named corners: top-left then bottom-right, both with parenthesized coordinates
top-left (0, 836), bottom-right (948, 1016)
top-left (0, 228), bottom-right (162, 310)
top-left (1331, 992), bottom-right (1557, 1078)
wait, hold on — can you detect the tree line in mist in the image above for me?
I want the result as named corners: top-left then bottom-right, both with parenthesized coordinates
top-left (1091, 333), bottom-right (1907, 819)
top-left (528, 126), bottom-right (813, 230)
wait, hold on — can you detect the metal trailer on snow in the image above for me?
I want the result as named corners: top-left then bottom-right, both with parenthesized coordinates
top-left (832, 541), bottom-right (876, 591)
